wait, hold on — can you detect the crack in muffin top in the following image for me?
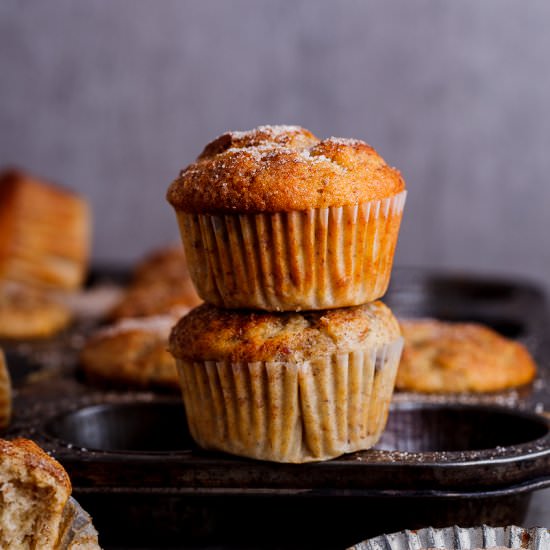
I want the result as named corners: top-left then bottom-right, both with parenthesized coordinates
top-left (167, 125), bottom-right (405, 214)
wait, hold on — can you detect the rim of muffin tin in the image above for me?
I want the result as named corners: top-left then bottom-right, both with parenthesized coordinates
top-left (12, 394), bottom-right (549, 495)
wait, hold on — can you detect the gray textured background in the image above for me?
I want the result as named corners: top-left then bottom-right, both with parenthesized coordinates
top-left (1, 0), bottom-right (549, 291)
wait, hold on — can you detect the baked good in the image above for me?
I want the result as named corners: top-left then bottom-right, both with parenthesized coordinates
top-left (0, 283), bottom-right (72, 339)
top-left (108, 245), bottom-right (201, 320)
top-left (80, 310), bottom-right (187, 390)
top-left (167, 125), bottom-right (406, 311)
top-left (396, 318), bottom-right (537, 393)
top-left (169, 301), bottom-right (403, 463)
top-left (0, 438), bottom-right (72, 549)
top-left (0, 169), bottom-right (91, 290)
top-left (0, 350), bottom-right (12, 431)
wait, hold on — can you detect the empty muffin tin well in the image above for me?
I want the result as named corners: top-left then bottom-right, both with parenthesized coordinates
top-left (45, 401), bottom-right (193, 452)
top-left (377, 403), bottom-right (549, 453)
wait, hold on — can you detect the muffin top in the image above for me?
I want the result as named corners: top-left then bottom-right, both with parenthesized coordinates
top-left (0, 437), bottom-right (72, 495)
top-left (396, 318), bottom-right (537, 393)
top-left (167, 125), bottom-right (405, 214)
top-left (169, 301), bottom-right (401, 362)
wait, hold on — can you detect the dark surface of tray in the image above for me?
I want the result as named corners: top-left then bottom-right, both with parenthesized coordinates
top-left (2, 266), bottom-right (550, 549)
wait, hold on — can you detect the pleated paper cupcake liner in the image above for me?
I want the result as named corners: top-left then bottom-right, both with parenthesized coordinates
top-left (176, 337), bottom-right (403, 463)
top-left (57, 497), bottom-right (101, 549)
top-left (347, 525), bottom-right (550, 550)
top-left (176, 191), bottom-right (406, 310)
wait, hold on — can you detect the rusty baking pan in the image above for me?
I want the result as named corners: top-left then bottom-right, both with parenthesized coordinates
top-left (2, 267), bottom-right (550, 549)
top-left (7, 396), bottom-right (549, 549)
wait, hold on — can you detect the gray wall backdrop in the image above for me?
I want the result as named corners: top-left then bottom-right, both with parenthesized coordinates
top-left (1, 1), bottom-right (550, 290)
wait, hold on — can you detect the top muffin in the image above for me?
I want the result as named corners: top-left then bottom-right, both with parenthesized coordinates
top-left (167, 125), bottom-right (405, 214)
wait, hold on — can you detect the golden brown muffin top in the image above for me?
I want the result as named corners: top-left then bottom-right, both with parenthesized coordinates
top-left (107, 245), bottom-right (202, 321)
top-left (167, 125), bottom-right (405, 214)
top-left (80, 312), bottom-right (185, 390)
top-left (169, 301), bottom-right (401, 362)
top-left (396, 318), bottom-right (537, 393)
top-left (0, 437), bottom-right (72, 495)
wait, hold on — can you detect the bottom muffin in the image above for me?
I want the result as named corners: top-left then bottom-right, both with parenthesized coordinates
top-left (169, 302), bottom-right (403, 463)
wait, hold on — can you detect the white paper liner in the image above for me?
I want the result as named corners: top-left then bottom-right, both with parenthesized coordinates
top-left (347, 525), bottom-right (550, 550)
top-left (176, 337), bottom-right (403, 463)
top-left (176, 191), bottom-right (406, 310)
top-left (56, 497), bottom-right (101, 549)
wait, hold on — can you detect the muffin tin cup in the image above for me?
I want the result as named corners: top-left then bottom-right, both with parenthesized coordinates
top-left (176, 337), bottom-right (404, 463)
top-left (347, 525), bottom-right (550, 550)
top-left (176, 191), bottom-right (407, 311)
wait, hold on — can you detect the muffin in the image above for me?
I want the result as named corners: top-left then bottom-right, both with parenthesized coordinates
top-left (80, 311), bottom-right (186, 391)
top-left (0, 282), bottom-right (72, 339)
top-left (396, 318), bottom-right (537, 393)
top-left (0, 169), bottom-right (91, 291)
top-left (108, 245), bottom-right (202, 321)
top-left (167, 125), bottom-right (406, 311)
top-left (0, 350), bottom-right (12, 431)
top-left (169, 301), bottom-right (403, 463)
top-left (0, 438), bottom-right (72, 549)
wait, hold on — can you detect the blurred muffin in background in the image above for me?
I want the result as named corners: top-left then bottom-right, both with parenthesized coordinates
top-left (396, 318), bottom-right (537, 393)
top-left (0, 169), bottom-right (91, 291)
top-left (0, 350), bottom-right (11, 431)
top-left (80, 309), bottom-right (187, 391)
top-left (107, 245), bottom-right (202, 321)
top-left (0, 282), bottom-right (72, 339)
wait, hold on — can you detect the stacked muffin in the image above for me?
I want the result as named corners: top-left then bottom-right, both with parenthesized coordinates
top-left (166, 125), bottom-right (407, 463)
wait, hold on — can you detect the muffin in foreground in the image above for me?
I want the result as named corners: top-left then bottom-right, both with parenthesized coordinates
top-left (169, 302), bottom-right (403, 463)
top-left (0, 438), bottom-right (72, 549)
top-left (396, 318), bottom-right (537, 393)
top-left (0, 438), bottom-right (101, 549)
top-left (167, 125), bottom-right (406, 311)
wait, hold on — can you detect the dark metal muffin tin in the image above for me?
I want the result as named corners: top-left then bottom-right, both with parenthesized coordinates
top-left (2, 267), bottom-right (550, 550)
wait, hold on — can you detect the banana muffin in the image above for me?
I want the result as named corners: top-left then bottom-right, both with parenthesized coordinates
top-left (169, 301), bottom-right (403, 463)
top-left (167, 125), bottom-right (406, 311)
top-left (396, 318), bottom-right (537, 393)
